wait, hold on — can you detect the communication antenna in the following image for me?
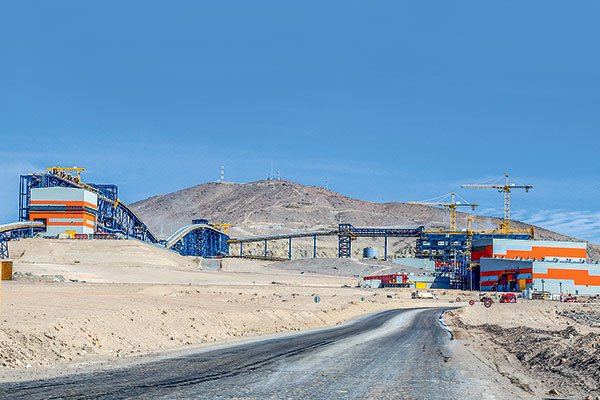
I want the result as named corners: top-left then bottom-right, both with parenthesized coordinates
top-left (277, 170), bottom-right (281, 180)
top-left (220, 164), bottom-right (225, 182)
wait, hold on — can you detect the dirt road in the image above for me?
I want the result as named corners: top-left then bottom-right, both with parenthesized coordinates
top-left (0, 308), bottom-right (532, 400)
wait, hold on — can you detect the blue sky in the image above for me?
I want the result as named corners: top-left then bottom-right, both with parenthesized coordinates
top-left (1, 1), bottom-right (599, 242)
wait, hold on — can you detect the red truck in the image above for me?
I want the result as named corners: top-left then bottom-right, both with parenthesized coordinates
top-left (499, 293), bottom-right (517, 303)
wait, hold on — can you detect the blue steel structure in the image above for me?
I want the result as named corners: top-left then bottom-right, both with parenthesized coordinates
top-left (165, 219), bottom-right (230, 258)
top-left (0, 222), bottom-right (46, 259)
top-left (19, 173), bottom-right (157, 243)
top-left (337, 224), bottom-right (425, 258)
top-left (229, 224), bottom-right (424, 260)
top-left (18, 171), bottom-right (229, 258)
top-left (0, 234), bottom-right (7, 260)
top-left (229, 229), bottom-right (339, 260)
top-left (416, 232), bottom-right (531, 262)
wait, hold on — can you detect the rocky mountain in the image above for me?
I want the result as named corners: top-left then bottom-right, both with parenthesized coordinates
top-left (130, 180), bottom-right (599, 260)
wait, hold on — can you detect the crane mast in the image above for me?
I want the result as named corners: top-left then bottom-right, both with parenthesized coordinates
top-left (409, 192), bottom-right (478, 232)
top-left (462, 173), bottom-right (533, 233)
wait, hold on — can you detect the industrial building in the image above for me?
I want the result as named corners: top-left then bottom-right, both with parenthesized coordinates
top-left (0, 167), bottom-right (231, 260)
top-left (480, 258), bottom-right (600, 295)
top-left (474, 238), bottom-right (600, 295)
top-left (472, 238), bottom-right (587, 262)
top-left (29, 187), bottom-right (98, 236)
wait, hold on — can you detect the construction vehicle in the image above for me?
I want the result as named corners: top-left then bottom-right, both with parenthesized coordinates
top-left (499, 293), bottom-right (517, 303)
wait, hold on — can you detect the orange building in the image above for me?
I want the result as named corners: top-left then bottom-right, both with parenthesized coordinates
top-left (472, 238), bottom-right (586, 262)
top-left (29, 187), bottom-right (98, 236)
top-left (480, 257), bottom-right (600, 295)
top-left (473, 238), bottom-right (598, 295)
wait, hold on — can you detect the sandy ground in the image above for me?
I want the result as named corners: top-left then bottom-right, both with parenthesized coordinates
top-left (0, 239), bottom-right (455, 383)
top-left (3, 238), bottom-right (599, 399)
top-left (446, 295), bottom-right (600, 399)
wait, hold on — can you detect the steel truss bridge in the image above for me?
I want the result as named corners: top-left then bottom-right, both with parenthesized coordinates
top-left (165, 219), bottom-right (229, 258)
top-left (228, 224), bottom-right (425, 260)
top-left (10, 171), bottom-right (230, 259)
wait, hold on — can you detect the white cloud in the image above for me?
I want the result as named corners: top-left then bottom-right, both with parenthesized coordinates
top-left (512, 209), bottom-right (600, 244)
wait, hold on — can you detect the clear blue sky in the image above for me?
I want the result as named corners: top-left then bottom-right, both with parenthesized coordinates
top-left (1, 1), bottom-right (599, 242)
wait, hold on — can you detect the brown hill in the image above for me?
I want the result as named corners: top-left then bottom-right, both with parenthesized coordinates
top-left (130, 180), bottom-right (599, 260)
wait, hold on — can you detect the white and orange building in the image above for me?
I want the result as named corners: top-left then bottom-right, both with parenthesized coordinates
top-left (29, 187), bottom-right (97, 236)
top-left (473, 238), bottom-right (600, 295)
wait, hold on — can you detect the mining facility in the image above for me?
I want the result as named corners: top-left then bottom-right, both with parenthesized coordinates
top-left (1, 167), bottom-right (598, 296)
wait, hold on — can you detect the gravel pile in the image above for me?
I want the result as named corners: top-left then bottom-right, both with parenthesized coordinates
top-left (480, 323), bottom-right (600, 396)
top-left (559, 307), bottom-right (600, 327)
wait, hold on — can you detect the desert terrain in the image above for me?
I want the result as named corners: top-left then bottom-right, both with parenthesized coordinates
top-left (1, 238), bottom-right (598, 399)
top-left (0, 239), bottom-right (447, 383)
top-left (447, 297), bottom-right (600, 398)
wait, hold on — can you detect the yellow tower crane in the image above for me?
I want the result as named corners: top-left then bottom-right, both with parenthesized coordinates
top-left (409, 192), bottom-right (478, 232)
top-left (461, 173), bottom-right (533, 234)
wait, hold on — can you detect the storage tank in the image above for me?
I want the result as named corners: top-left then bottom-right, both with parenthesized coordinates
top-left (363, 247), bottom-right (378, 259)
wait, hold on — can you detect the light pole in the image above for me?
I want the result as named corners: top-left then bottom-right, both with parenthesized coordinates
top-left (559, 281), bottom-right (563, 300)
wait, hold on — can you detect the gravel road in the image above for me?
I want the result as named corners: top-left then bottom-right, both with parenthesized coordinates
top-left (0, 308), bottom-right (498, 399)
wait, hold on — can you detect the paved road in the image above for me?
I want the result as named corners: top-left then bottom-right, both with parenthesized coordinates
top-left (0, 308), bottom-right (489, 399)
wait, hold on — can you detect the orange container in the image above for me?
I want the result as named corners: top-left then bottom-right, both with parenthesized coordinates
top-left (1, 261), bottom-right (13, 280)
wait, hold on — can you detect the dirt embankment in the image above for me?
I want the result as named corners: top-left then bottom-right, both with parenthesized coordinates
top-left (447, 301), bottom-right (600, 398)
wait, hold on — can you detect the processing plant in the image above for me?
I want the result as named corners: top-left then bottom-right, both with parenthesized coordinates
top-left (2, 167), bottom-right (598, 295)
top-left (2, 167), bottom-right (230, 260)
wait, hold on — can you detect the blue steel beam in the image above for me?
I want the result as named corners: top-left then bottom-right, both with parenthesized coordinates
top-left (338, 234), bottom-right (352, 258)
top-left (338, 224), bottom-right (425, 238)
top-left (0, 233), bottom-right (8, 259)
top-left (384, 235), bottom-right (388, 261)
